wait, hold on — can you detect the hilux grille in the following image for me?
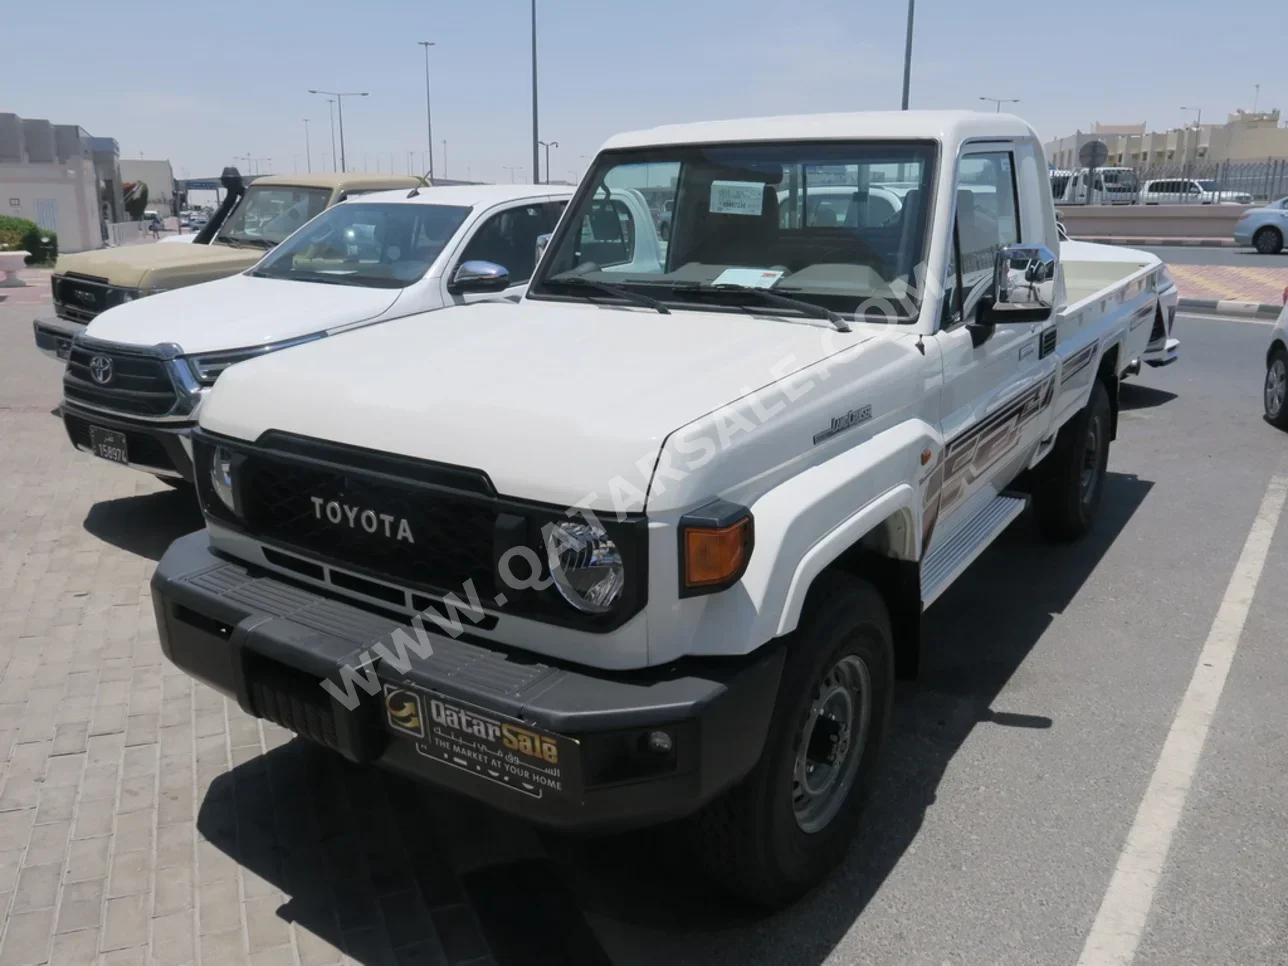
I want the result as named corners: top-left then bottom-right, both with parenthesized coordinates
top-left (64, 346), bottom-right (178, 417)
top-left (239, 452), bottom-right (498, 597)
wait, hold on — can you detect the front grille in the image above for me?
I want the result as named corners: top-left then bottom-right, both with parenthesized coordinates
top-left (64, 346), bottom-right (178, 417)
top-left (52, 273), bottom-right (118, 323)
top-left (63, 412), bottom-right (175, 471)
top-left (245, 657), bottom-right (341, 751)
top-left (240, 452), bottom-right (498, 598)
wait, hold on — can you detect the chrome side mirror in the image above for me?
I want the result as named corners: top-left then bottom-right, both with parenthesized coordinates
top-left (981, 243), bottom-right (1056, 324)
top-left (535, 232), bottom-right (552, 266)
top-left (449, 260), bottom-right (510, 295)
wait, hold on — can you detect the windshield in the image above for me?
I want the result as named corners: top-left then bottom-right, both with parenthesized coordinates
top-left (249, 202), bottom-right (471, 289)
top-left (216, 185), bottom-right (332, 248)
top-left (531, 140), bottom-right (937, 322)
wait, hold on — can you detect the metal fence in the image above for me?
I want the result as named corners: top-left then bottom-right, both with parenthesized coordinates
top-left (1054, 158), bottom-right (1288, 205)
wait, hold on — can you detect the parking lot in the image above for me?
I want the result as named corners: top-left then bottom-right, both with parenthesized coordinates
top-left (1, 290), bottom-right (1287, 965)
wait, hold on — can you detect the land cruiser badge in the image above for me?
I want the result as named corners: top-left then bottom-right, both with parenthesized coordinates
top-left (813, 404), bottom-right (872, 445)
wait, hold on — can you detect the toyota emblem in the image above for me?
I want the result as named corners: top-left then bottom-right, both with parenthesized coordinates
top-left (89, 355), bottom-right (114, 385)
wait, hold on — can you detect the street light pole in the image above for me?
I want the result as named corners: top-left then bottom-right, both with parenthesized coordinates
top-left (538, 140), bottom-right (558, 184)
top-left (979, 96), bottom-right (1019, 113)
top-left (417, 41), bottom-right (436, 181)
top-left (303, 119), bottom-right (312, 173)
top-left (531, 0), bottom-right (540, 187)
top-left (1180, 105), bottom-right (1202, 127)
top-left (900, 0), bottom-right (915, 109)
top-left (504, 166), bottom-right (519, 183)
top-left (324, 100), bottom-right (337, 172)
top-left (309, 90), bottom-right (369, 173)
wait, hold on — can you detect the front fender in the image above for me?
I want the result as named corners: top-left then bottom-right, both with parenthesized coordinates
top-left (747, 419), bottom-right (933, 641)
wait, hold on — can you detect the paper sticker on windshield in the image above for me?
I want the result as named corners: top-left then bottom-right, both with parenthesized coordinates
top-left (710, 181), bottom-right (765, 216)
top-left (712, 268), bottom-right (784, 289)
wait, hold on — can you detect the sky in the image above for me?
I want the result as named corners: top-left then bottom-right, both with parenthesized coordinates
top-left (7, 0), bottom-right (1285, 186)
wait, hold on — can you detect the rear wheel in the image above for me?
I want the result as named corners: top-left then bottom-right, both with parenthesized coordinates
top-left (690, 573), bottom-right (893, 907)
top-left (1254, 227), bottom-right (1284, 255)
top-left (1031, 380), bottom-right (1111, 542)
top-left (1265, 347), bottom-right (1288, 429)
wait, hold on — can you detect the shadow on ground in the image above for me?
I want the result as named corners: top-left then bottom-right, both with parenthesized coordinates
top-left (82, 486), bottom-right (203, 560)
top-left (1119, 382), bottom-right (1178, 411)
top-left (195, 472), bottom-right (1152, 966)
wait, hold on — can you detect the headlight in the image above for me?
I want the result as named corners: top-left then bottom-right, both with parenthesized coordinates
top-left (210, 446), bottom-right (236, 513)
top-left (544, 521), bottom-right (625, 614)
top-left (185, 333), bottom-right (326, 387)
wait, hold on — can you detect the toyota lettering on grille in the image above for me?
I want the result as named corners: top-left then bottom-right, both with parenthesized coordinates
top-left (88, 355), bottom-right (114, 385)
top-left (310, 497), bottom-right (415, 544)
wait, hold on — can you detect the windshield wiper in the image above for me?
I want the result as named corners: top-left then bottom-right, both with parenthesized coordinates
top-left (545, 275), bottom-right (670, 315)
top-left (688, 283), bottom-right (852, 333)
top-left (214, 236), bottom-right (247, 249)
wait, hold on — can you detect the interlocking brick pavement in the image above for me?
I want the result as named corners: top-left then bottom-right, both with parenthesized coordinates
top-left (1167, 263), bottom-right (1288, 306)
top-left (0, 299), bottom-right (550, 965)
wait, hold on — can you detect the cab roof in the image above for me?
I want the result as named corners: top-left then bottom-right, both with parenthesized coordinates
top-left (251, 172), bottom-right (424, 190)
top-left (601, 110), bottom-right (1038, 151)
top-left (338, 183), bottom-right (577, 207)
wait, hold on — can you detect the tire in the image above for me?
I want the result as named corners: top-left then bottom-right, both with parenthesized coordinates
top-left (690, 572), bottom-right (893, 907)
top-left (1253, 227), bottom-right (1284, 255)
top-left (1031, 379), bottom-right (1111, 542)
top-left (1265, 347), bottom-right (1288, 429)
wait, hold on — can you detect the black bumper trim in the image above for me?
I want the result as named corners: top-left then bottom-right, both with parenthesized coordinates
top-left (151, 531), bottom-right (783, 828)
top-left (62, 405), bottom-right (195, 481)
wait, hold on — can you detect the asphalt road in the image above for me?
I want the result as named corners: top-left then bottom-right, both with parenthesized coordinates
top-left (1141, 245), bottom-right (1288, 267)
top-left (3, 299), bottom-right (1286, 966)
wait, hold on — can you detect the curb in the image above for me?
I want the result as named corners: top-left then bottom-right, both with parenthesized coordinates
top-left (1178, 297), bottom-right (1282, 319)
top-left (1071, 236), bottom-right (1239, 248)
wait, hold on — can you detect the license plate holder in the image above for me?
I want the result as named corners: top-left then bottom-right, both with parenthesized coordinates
top-left (383, 684), bottom-right (583, 804)
top-left (88, 426), bottom-right (129, 465)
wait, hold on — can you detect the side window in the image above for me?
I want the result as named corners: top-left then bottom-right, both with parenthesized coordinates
top-left (574, 198), bottom-right (635, 267)
top-left (950, 152), bottom-right (1020, 323)
top-left (541, 201), bottom-right (568, 230)
top-left (456, 205), bottom-right (550, 285)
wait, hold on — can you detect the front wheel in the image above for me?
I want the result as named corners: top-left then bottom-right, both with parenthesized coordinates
top-left (690, 573), bottom-right (893, 907)
top-left (1254, 227), bottom-right (1284, 255)
top-left (1265, 347), bottom-right (1288, 429)
top-left (1031, 380), bottom-right (1112, 542)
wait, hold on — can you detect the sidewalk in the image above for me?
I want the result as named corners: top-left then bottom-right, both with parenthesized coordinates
top-left (1072, 235), bottom-right (1239, 248)
top-left (1168, 263), bottom-right (1288, 317)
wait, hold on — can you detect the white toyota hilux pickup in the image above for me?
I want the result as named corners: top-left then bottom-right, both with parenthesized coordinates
top-left (58, 184), bottom-right (572, 485)
top-left (151, 112), bottom-right (1161, 906)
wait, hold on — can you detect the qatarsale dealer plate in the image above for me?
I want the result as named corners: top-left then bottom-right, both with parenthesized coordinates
top-left (383, 684), bottom-right (582, 803)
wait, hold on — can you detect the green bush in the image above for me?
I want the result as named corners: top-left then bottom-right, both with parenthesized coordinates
top-left (0, 215), bottom-right (58, 265)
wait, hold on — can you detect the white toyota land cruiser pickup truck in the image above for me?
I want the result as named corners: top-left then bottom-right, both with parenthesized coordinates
top-left (58, 184), bottom-right (571, 485)
top-left (150, 111), bottom-right (1160, 906)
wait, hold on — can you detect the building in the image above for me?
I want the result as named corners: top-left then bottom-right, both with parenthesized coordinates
top-left (119, 159), bottom-right (177, 213)
top-left (1045, 110), bottom-right (1288, 169)
top-left (0, 113), bottom-right (111, 253)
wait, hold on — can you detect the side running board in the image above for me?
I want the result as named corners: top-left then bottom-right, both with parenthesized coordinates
top-left (920, 493), bottom-right (1028, 608)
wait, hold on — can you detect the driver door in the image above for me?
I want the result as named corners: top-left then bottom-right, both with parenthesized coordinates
top-left (930, 148), bottom-right (1059, 545)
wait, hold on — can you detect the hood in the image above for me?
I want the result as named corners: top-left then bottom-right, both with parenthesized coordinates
top-left (202, 300), bottom-right (873, 508)
top-left (55, 241), bottom-right (259, 290)
top-left (83, 273), bottom-right (403, 353)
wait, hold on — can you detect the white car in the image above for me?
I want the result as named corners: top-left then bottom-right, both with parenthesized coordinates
top-left (1265, 304), bottom-right (1288, 428)
top-left (152, 110), bottom-right (1162, 906)
top-left (1140, 178), bottom-right (1253, 205)
top-left (60, 183), bottom-right (573, 484)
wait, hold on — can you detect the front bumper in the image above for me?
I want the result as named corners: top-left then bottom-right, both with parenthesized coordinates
top-left (151, 531), bottom-right (784, 829)
top-left (1143, 337), bottom-right (1181, 368)
top-left (61, 402), bottom-right (195, 481)
top-left (33, 316), bottom-right (87, 362)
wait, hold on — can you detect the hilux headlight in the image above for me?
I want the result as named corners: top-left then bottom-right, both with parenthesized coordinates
top-left (544, 521), bottom-right (625, 614)
top-left (185, 333), bottom-right (326, 387)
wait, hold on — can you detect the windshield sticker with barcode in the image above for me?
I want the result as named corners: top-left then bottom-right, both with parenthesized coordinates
top-left (710, 181), bottom-right (765, 216)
